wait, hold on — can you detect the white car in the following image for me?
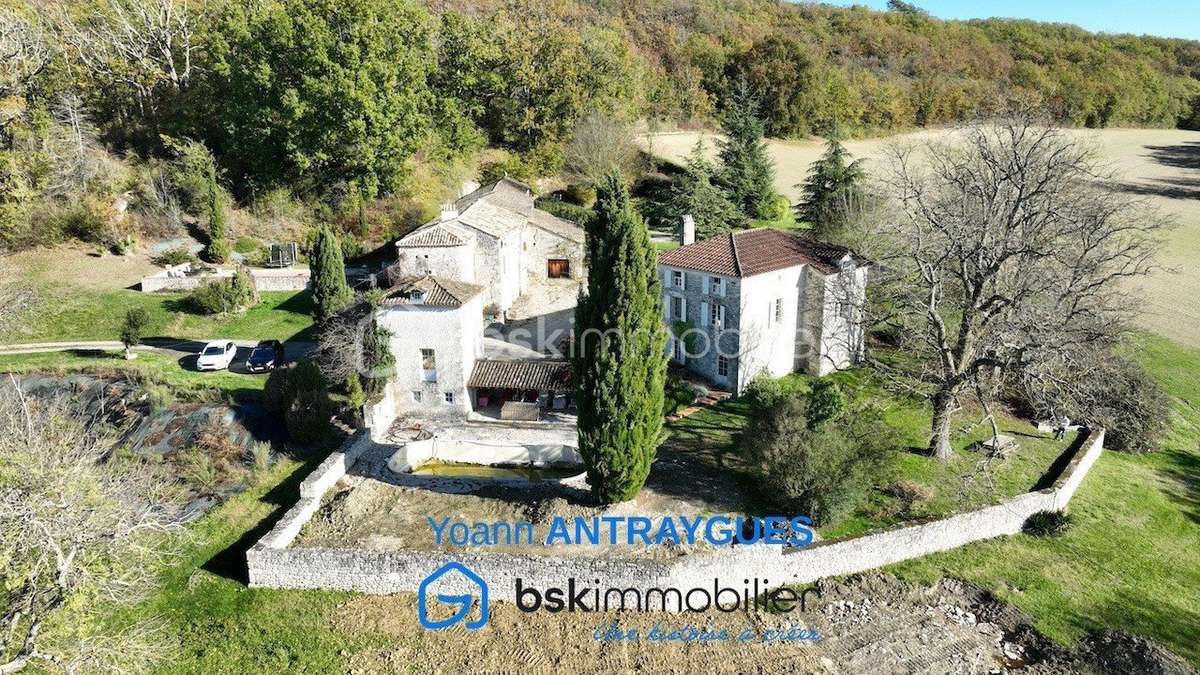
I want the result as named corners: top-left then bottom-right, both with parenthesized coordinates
top-left (196, 341), bottom-right (238, 371)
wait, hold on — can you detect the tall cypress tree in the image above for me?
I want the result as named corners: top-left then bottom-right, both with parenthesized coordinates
top-left (573, 172), bottom-right (668, 503)
top-left (204, 164), bottom-right (231, 263)
top-left (796, 132), bottom-right (866, 239)
top-left (718, 79), bottom-right (778, 221)
top-left (309, 225), bottom-right (351, 321)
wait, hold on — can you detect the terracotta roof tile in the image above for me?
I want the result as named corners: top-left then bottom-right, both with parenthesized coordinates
top-left (381, 274), bottom-right (483, 308)
top-left (468, 359), bottom-right (572, 393)
top-left (658, 229), bottom-right (864, 277)
top-left (395, 223), bottom-right (467, 248)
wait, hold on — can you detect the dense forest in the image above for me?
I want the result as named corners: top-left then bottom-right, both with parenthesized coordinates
top-left (2, 0), bottom-right (1200, 252)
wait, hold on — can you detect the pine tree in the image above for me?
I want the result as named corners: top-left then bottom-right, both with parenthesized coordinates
top-left (204, 164), bottom-right (231, 263)
top-left (717, 79), bottom-right (779, 221)
top-left (670, 140), bottom-right (741, 238)
top-left (796, 132), bottom-right (866, 239)
top-left (573, 172), bottom-right (668, 503)
top-left (309, 225), bottom-right (352, 321)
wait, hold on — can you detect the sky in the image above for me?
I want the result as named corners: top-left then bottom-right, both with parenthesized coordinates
top-left (819, 0), bottom-right (1200, 41)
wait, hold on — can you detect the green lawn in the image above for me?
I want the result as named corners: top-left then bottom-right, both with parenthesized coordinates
top-left (888, 334), bottom-right (1200, 664)
top-left (1, 288), bottom-right (316, 344)
top-left (666, 366), bottom-right (1074, 539)
top-left (0, 350), bottom-right (269, 402)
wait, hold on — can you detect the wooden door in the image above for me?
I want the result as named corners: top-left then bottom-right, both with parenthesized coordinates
top-left (547, 259), bottom-right (570, 278)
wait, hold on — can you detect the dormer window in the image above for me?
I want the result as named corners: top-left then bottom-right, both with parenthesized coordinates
top-left (671, 270), bottom-right (684, 289)
top-left (409, 289), bottom-right (426, 304)
top-left (840, 256), bottom-right (856, 274)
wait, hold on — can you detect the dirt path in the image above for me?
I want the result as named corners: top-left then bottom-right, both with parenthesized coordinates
top-left (644, 127), bottom-right (1200, 347)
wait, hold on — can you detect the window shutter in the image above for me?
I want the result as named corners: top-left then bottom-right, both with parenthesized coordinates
top-left (717, 305), bottom-right (726, 328)
top-left (700, 302), bottom-right (710, 327)
top-left (680, 298), bottom-right (687, 321)
top-left (663, 297), bottom-right (670, 322)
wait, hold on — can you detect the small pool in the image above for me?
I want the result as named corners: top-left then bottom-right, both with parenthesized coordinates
top-left (410, 459), bottom-right (584, 481)
top-left (388, 437), bottom-right (584, 482)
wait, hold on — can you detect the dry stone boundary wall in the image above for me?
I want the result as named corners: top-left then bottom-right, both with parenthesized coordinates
top-left (247, 429), bottom-right (1105, 609)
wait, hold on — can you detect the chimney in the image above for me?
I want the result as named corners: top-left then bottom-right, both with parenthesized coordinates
top-left (681, 214), bottom-right (696, 246)
top-left (460, 180), bottom-right (480, 198)
top-left (439, 202), bottom-right (458, 222)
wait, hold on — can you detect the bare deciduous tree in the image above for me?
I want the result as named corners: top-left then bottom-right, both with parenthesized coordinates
top-left (872, 118), bottom-right (1165, 460)
top-left (54, 0), bottom-right (197, 114)
top-left (563, 112), bottom-right (643, 188)
top-left (0, 9), bottom-right (50, 100)
top-left (0, 378), bottom-right (188, 672)
top-left (45, 94), bottom-right (103, 198)
top-left (0, 8), bottom-right (51, 146)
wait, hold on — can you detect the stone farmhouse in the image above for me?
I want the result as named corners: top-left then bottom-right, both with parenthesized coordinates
top-left (657, 219), bottom-right (869, 395)
top-left (366, 272), bottom-right (576, 431)
top-left (390, 178), bottom-right (586, 318)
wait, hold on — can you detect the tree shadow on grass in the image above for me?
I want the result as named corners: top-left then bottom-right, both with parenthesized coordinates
top-left (1144, 142), bottom-right (1200, 171)
top-left (200, 453), bottom-right (327, 585)
top-left (1091, 585), bottom-right (1200, 669)
top-left (1158, 445), bottom-right (1200, 526)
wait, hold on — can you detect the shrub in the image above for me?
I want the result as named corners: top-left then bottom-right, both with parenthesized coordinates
top-left (234, 236), bottom-right (262, 255)
top-left (1024, 510), bottom-right (1073, 537)
top-left (1019, 351), bottom-right (1170, 454)
top-left (340, 236), bottom-right (364, 261)
top-left (152, 246), bottom-right (196, 267)
top-left (806, 379), bottom-right (845, 430)
top-left (742, 395), bottom-right (896, 526)
top-left (1085, 358), bottom-right (1171, 454)
top-left (179, 448), bottom-right (218, 492)
top-left (247, 440), bottom-right (273, 472)
top-left (265, 360), bottom-right (328, 417)
top-left (664, 376), bottom-right (698, 416)
top-left (185, 268), bottom-right (258, 314)
top-left (886, 479), bottom-right (933, 516)
top-left (119, 307), bottom-right (151, 354)
top-left (285, 388), bottom-right (334, 445)
top-left (112, 234), bottom-right (137, 256)
top-left (535, 197), bottom-right (593, 225)
top-left (54, 201), bottom-right (111, 243)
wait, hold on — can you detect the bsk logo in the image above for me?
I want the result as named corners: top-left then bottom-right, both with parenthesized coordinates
top-left (418, 562), bottom-right (489, 630)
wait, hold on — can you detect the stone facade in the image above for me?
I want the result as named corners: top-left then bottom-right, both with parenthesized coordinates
top-left (375, 292), bottom-right (484, 419)
top-left (659, 246), bottom-right (868, 394)
top-left (391, 180), bottom-right (585, 317)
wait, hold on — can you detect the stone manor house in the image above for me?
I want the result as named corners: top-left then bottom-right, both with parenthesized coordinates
top-left (657, 217), bottom-right (869, 395)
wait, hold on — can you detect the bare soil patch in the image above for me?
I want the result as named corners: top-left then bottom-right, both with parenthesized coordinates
top-left (330, 573), bottom-right (1195, 674)
top-left (295, 442), bottom-right (754, 560)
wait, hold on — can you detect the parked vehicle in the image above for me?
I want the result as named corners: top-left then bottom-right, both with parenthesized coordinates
top-left (246, 340), bottom-right (284, 373)
top-left (196, 341), bottom-right (238, 371)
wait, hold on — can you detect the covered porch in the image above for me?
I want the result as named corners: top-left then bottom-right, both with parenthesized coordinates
top-left (467, 359), bottom-right (575, 423)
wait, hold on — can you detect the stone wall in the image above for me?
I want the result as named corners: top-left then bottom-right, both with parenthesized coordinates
top-left (248, 429), bottom-right (1105, 609)
top-left (141, 264), bottom-right (310, 293)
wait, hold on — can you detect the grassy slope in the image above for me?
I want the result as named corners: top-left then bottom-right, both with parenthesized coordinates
top-left (1, 288), bottom-right (316, 344)
top-left (107, 459), bottom-right (391, 673)
top-left (888, 334), bottom-right (1200, 664)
